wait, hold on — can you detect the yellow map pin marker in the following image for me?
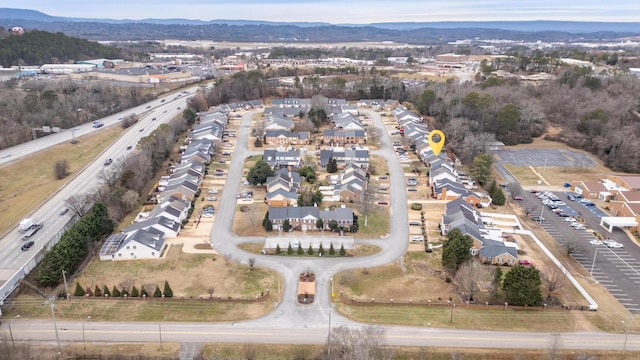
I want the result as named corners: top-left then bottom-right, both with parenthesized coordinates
top-left (427, 130), bottom-right (445, 156)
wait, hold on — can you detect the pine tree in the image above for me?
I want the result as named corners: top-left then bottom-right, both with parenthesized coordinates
top-left (121, 287), bottom-right (129, 297)
top-left (153, 285), bottom-right (162, 298)
top-left (141, 286), bottom-right (148, 297)
top-left (287, 243), bottom-right (293, 255)
top-left (283, 219), bottom-right (291, 232)
top-left (103, 285), bottom-right (111, 297)
top-left (318, 244), bottom-right (325, 256)
top-left (111, 286), bottom-right (121, 297)
top-left (265, 219), bottom-right (273, 232)
top-left (74, 282), bottom-right (85, 297)
top-left (297, 243), bottom-right (304, 255)
top-left (94, 285), bottom-right (102, 297)
top-left (329, 243), bottom-right (335, 255)
top-left (340, 243), bottom-right (346, 256)
top-left (131, 286), bottom-right (139, 297)
top-left (307, 244), bottom-right (314, 255)
top-left (491, 187), bottom-right (506, 205)
top-left (163, 280), bottom-right (173, 298)
top-left (275, 244), bottom-right (281, 254)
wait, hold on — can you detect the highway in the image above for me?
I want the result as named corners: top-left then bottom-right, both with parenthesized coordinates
top-left (0, 87), bottom-right (199, 301)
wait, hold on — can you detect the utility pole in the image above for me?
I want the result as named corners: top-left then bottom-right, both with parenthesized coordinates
top-left (590, 249), bottom-right (598, 276)
top-left (62, 270), bottom-right (70, 300)
top-left (83, 316), bottom-right (91, 350)
top-left (9, 314), bottom-right (19, 349)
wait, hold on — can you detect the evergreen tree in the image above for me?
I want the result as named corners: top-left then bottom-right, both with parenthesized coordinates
top-left (441, 228), bottom-right (473, 273)
top-left (287, 243), bottom-right (293, 255)
top-left (163, 280), bottom-right (173, 298)
top-left (297, 243), bottom-right (304, 255)
top-left (153, 285), bottom-right (162, 298)
top-left (316, 218), bottom-right (324, 230)
top-left (327, 157), bottom-right (338, 173)
top-left (283, 219), bottom-right (291, 232)
top-left (307, 244), bottom-right (314, 255)
top-left (131, 286), bottom-right (139, 297)
top-left (340, 243), bottom-right (346, 256)
top-left (275, 244), bottom-right (281, 254)
top-left (111, 286), bottom-right (121, 297)
top-left (103, 285), bottom-right (111, 297)
top-left (491, 187), bottom-right (506, 205)
top-left (74, 282), bottom-right (85, 297)
top-left (265, 219), bottom-right (273, 232)
top-left (262, 211), bottom-right (269, 227)
top-left (121, 288), bottom-right (129, 297)
top-left (94, 285), bottom-right (102, 297)
top-left (487, 179), bottom-right (498, 196)
top-left (329, 243), bottom-right (335, 255)
top-left (318, 243), bottom-right (325, 256)
top-left (141, 286), bottom-right (148, 297)
top-left (502, 265), bottom-right (543, 306)
top-left (247, 160), bottom-right (275, 185)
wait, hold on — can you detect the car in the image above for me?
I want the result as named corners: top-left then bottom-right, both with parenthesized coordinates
top-left (139, 128), bottom-right (144, 132)
top-left (206, 197), bottom-right (217, 201)
top-left (218, 160), bottom-right (226, 164)
top-left (584, 202), bottom-right (596, 207)
top-left (21, 240), bottom-right (35, 251)
top-left (243, 180), bottom-right (250, 186)
top-left (377, 201), bottom-right (389, 205)
top-left (407, 188), bottom-right (418, 192)
top-left (552, 208), bottom-right (564, 214)
top-left (59, 208), bottom-right (69, 216)
top-left (518, 259), bottom-right (534, 267)
top-left (177, 107), bottom-right (181, 110)
top-left (224, 144), bottom-right (233, 148)
top-left (104, 158), bottom-right (113, 166)
top-left (554, 201), bottom-right (567, 206)
top-left (126, 145), bottom-right (133, 150)
top-left (564, 217), bottom-right (577, 222)
top-left (222, 151), bottom-right (232, 156)
top-left (377, 187), bottom-right (388, 191)
top-left (558, 212), bottom-right (570, 217)
top-left (409, 221), bottom-right (422, 226)
top-left (605, 240), bottom-right (624, 249)
top-left (530, 189), bottom-right (539, 193)
top-left (531, 216), bottom-right (546, 222)
top-left (215, 168), bottom-right (225, 173)
top-left (208, 189), bottom-right (218, 194)
top-left (573, 225), bottom-right (587, 230)
top-left (589, 239), bottom-right (603, 245)
top-left (513, 196), bottom-right (523, 201)
top-left (152, 117), bottom-right (157, 121)
top-left (567, 194), bottom-right (576, 201)
top-left (378, 176), bottom-right (388, 180)
top-left (410, 236), bottom-right (424, 242)
top-left (161, 99), bottom-right (166, 103)
top-left (146, 105), bottom-right (151, 109)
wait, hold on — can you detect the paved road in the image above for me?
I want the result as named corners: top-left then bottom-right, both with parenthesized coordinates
top-left (208, 109), bottom-right (408, 327)
top-left (0, 88), bottom-right (198, 299)
top-left (5, 319), bottom-right (640, 351)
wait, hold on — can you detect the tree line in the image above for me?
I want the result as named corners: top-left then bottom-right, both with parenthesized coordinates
top-left (0, 29), bottom-right (121, 67)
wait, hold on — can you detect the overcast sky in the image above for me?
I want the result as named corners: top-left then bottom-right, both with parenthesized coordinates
top-left (6, 0), bottom-right (640, 23)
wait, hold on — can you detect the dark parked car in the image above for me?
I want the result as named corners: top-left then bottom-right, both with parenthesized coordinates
top-left (59, 208), bottom-right (69, 216)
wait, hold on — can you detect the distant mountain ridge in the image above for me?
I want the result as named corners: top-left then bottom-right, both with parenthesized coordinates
top-left (2, 7), bottom-right (640, 33)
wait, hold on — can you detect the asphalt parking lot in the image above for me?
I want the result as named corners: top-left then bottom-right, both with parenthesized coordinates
top-left (516, 189), bottom-right (640, 313)
top-left (497, 149), bottom-right (597, 167)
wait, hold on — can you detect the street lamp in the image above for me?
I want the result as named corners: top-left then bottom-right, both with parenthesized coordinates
top-left (83, 316), bottom-right (91, 350)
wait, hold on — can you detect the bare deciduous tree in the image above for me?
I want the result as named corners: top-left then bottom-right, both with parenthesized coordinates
top-left (64, 193), bottom-right (93, 217)
top-left (542, 268), bottom-right (566, 300)
top-left (365, 126), bottom-right (382, 144)
top-left (357, 182), bottom-right (378, 227)
top-left (248, 257), bottom-right (256, 270)
top-left (562, 237), bottom-right (580, 255)
top-left (547, 333), bottom-right (563, 360)
top-left (53, 159), bottom-right (70, 179)
top-left (207, 288), bottom-right (215, 298)
top-left (224, 253), bottom-right (232, 265)
top-left (454, 260), bottom-right (487, 302)
top-left (327, 325), bottom-right (393, 360)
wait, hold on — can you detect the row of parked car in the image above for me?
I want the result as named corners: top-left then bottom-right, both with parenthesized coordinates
top-left (534, 190), bottom-right (571, 218)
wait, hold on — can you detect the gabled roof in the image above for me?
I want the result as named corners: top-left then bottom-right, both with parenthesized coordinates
top-left (121, 227), bottom-right (166, 252)
top-left (264, 114), bottom-right (295, 129)
top-left (122, 215), bottom-right (180, 236)
top-left (480, 239), bottom-right (518, 259)
top-left (266, 188), bottom-right (298, 200)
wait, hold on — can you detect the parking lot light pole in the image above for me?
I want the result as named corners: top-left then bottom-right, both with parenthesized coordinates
top-left (159, 316), bottom-right (167, 350)
top-left (590, 249), bottom-right (598, 276)
top-left (623, 317), bottom-right (633, 352)
top-left (9, 314), bottom-right (20, 349)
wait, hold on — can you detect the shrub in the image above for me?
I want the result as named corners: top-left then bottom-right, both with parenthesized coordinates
top-left (340, 244), bottom-right (346, 256)
top-left (111, 286), bottom-right (121, 297)
top-left (163, 281), bottom-right (173, 298)
top-left (74, 282), bottom-right (85, 297)
top-left (275, 244), bottom-right (281, 254)
top-left (297, 244), bottom-right (304, 255)
top-left (121, 288), bottom-right (129, 297)
top-left (411, 203), bottom-right (423, 210)
top-left (287, 243), bottom-right (293, 255)
top-left (103, 285), bottom-right (110, 297)
top-left (131, 286), bottom-right (139, 297)
top-left (153, 285), bottom-right (162, 298)
top-left (329, 243), bottom-right (335, 255)
top-left (141, 286), bottom-right (148, 297)
top-left (94, 285), bottom-right (102, 297)
top-left (318, 244), bottom-right (325, 256)
top-left (307, 245), bottom-right (314, 255)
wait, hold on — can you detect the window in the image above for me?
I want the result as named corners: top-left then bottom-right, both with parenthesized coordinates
top-left (498, 258), bottom-right (504, 264)
top-left (133, 245), bottom-right (136, 249)
top-left (131, 253), bottom-right (134, 256)
top-left (126, 246), bottom-right (130, 250)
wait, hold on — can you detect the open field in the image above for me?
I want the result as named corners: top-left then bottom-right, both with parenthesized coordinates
top-left (0, 126), bottom-right (123, 235)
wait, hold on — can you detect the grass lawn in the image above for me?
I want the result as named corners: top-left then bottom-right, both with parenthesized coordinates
top-left (354, 210), bottom-right (389, 238)
top-left (0, 126), bottom-right (123, 235)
